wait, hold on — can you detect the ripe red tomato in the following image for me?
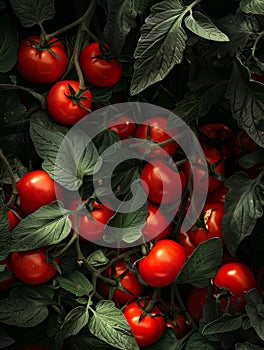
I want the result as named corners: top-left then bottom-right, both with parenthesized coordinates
top-left (0, 256), bottom-right (16, 291)
top-left (107, 115), bottom-right (136, 140)
top-left (135, 117), bottom-right (178, 158)
top-left (79, 42), bottom-right (122, 87)
top-left (7, 207), bottom-right (22, 231)
top-left (138, 239), bottom-right (187, 287)
top-left (233, 129), bottom-right (260, 157)
top-left (178, 232), bottom-right (196, 258)
top-left (206, 183), bottom-right (228, 204)
top-left (198, 122), bottom-right (235, 160)
top-left (11, 247), bottom-right (58, 285)
top-left (141, 202), bottom-right (174, 242)
top-left (123, 300), bottom-right (166, 347)
top-left (97, 260), bottom-right (144, 306)
top-left (17, 170), bottom-right (57, 215)
top-left (213, 262), bottom-right (256, 312)
top-left (183, 146), bottom-right (225, 194)
top-left (187, 202), bottom-right (225, 245)
top-left (16, 36), bottom-right (68, 84)
top-left (69, 200), bottom-right (114, 242)
top-left (46, 80), bottom-right (92, 125)
top-left (141, 159), bottom-right (186, 205)
top-left (158, 302), bottom-right (188, 339)
top-left (186, 287), bottom-right (208, 322)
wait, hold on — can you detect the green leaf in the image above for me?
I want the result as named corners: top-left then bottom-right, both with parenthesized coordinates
top-left (239, 149), bottom-right (264, 169)
top-left (104, 0), bottom-right (148, 56)
top-left (235, 342), bottom-right (264, 350)
top-left (170, 93), bottom-right (199, 126)
top-left (185, 332), bottom-right (220, 350)
top-left (65, 334), bottom-right (114, 350)
top-left (202, 315), bottom-right (243, 335)
top-left (0, 268), bottom-right (12, 283)
top-left (240, 0), bottom-right (264, 14)
top-left (0, 0), bottom-right (5, 10)
top-left (144, 328), bottom-right (184, 350)
top-left (56, 306), bottom-right (89, 341)
top-left (88, 300), bottom-right (139, 350)
top-left (0, 155), bottom-right (27, 184)
top-left (130, 0), bottom-right (187, 95)
top-left (30, 111), bottom-right (100, 190)
top-left (225, 60), bottom-right (264, 147)
top-left (10, 201), bottom-right (72, 252)
top-left (9, 0), bottom-right (55, 27)
top-left (245, 289), bottom-right (264, 341)
top-left (0, 328), bottom-right (14, 348)
top-left (55, 271), bottom-right (93, 297)
top-left (0, 285), bottom-right (54, 327)
top-left (0, 189), bottom-right (10, 260)
top-left (0, 15), bottom-right (18, 73)
top-left (184, 12), bottom-right (229, 42)
top-left (87, 249), bottom-right (109, 267)
top-left (176, 238), bottom-right (223, 287)
top-left (103, 181), bottom-right (148, 245)
top-left (222, 172), bottom-right (264, 256)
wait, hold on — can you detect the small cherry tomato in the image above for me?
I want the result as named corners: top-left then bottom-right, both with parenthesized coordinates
top-left (123, 300), bottom-right (166, 347)
top-left (213, 262), bottom-right (256, 312)
top-left (7, 207), bottom-right (23, 231)
top-left (178, 232), bottom-right (196, 258)
top-left (47, 80), bottom-right (92, 126)
top-left (16, 36), bottom-right (68, 84)
top-left (158, 302), bottom-right (188, 339)
top-left (79, 42), bottom-right (122, 87)
top-left (206, 183), bottom-right (228, 204)
top-left (11, 247), bottom-right (58, 285)
top-left (107, 115), bottom-right (136, 140)
top-left (17, 170), bottom-right (57, 215)
top-left (186, 287), bottom-right (208, 322)
top-left (138, 239), bottom-right (187, 287)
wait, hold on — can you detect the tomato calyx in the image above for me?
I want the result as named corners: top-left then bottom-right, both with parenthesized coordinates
top-left (64, 84), bottom-right (92, 112)
top-left (107, 265), bottom-right (134, 299)
top-left (137, 297), bottom-right (164, 323)
top-left (207, 157), bottom-right (226, 182)
top-left (26, 37), bottom-right (63, 60)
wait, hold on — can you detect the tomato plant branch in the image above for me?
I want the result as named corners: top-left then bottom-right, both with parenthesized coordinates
top-left (0, 149), bottom-right (18, 208)
top-left (100, 246), bottom-right (141, 273)
top-left (174, 285), bottom-right (198, 331)
top-left (50, 231), bottom-right (78, 258)
top-left (145, 288), bottom-right (160, 313)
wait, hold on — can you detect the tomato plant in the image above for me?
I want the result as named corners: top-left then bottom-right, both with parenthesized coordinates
top-left (186, 287), bottom-right (208, 323)
top-left (107, 115), bottom-right (136, 139)
top-left (79, 42), bottom-right (122, 87)
top-left (0, 256), bottom-right (16, 291)
top-left (11, 247), bottom-right (58, 285)
top-left (7, 207), bottom-right (22, 231)
top-left (123, 300), bottom-right (166, 347)
top-left (138, 239), bottom-right (187, 287)
top-left (46, 80), bottom-right (92, 125)
top-left (16, 36), bottom-right (68, 84)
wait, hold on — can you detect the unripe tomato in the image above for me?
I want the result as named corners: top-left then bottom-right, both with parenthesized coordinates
top-left (138, 239), bottom-right (187, 287)
top-left (17, 170), bottom-right (56, 215)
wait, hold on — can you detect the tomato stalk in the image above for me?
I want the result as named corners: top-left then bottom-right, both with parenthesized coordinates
top-left (50, 231), bottom-right (78, 258)
top-left (174, 285), bottom-right (198, 331)
top-left (0, 149), bottom-right (18, 209)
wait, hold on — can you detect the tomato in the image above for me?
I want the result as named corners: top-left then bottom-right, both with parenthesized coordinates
top-left (158, 302), bottom-right (188, 339)
top-left (138, 239), bottom-right (187, 287)
top-left (178, 232), bottom-right (196, 258)
top-left (47, 80), bottom-right (92, 126)
top-left (11, 247), bottom-right (58, 285)
top-left (69, 199), bottom-right (114, 242)
top-left (206, 183), bottom-right (228, 204)
top-left (198, 122), bottom-right (235, 160)
top-left (17, 170), bottom-right (57, 215)
top-left (107, 115), bottom-right (136, 140)
top-left (135, 117), bottom-right (178, 158)
top-left (79, 42), bottom-right (122, 87)
top-left (187, 202), bottom-right (225, 245)
top-left (213, 262), bottom-right (256, 312)
top-left (256, 266), bottom-right (264, 300)
top-left (221, 250), bottom-right (240, 265)
top-left (141, 159), bottom-right (186, 205)
top-left (123, 300), bottom-right (166, 347)
top-left (7, 207), bottom-right (22, 231)
top-left (233, 129), bottom-right (260, 158)
top-left (0, 256), bottom-right (16, 291)
top-left (186, 287), bottom-right (208, 322)
top-left (16, 36), bottom-right (68, 84)
top-left (141, 202), bottom-right (174, 242)
top-left (97, 259), bottom-right (144, 306)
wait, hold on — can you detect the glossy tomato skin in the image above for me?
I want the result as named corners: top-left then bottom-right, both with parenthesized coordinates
top-left (206, 183), bottom-right (228, 204)
top-left (97, 260), bottom-right (144, 306)
top-left (0, 256), bottom-right (16, 291)
top-left (69, 200), bottom-right (114, 242)
top-left (159, 301), bottom-right (188, 339)
top-left (17, 170), bottom-right (56, 215)
top-left (142, 202), bottom-right (174, 242)
top-left (47, 80), bottom-right (92, 126)
top-left (79, 42), bottom-right (122, 87)
top-left (141, 159), bottom-right (186, 205)
top-left (16, 36), bottom-right (68, 84)
top-left (123, 300), bottom-right (166, 347)
top-left (198, 122), bottom-right (235, 160)
top-left (135, 117), bottom-right (178, 158)
top-left (139, 239), bottom-right (187, 287)
top-left (188, 202), bottom-right (225, 245)
top-left (178, 232), bottom-right (196, 258)
top-left (7, 207), bottom-right (22, 231)
top-left (11, 247), bottom-right (58, 285)
top-left (213, 262), bottom-right (256, 312)
top-left (107, 115), bottom-right (136, 140)
top-left (187, 287), bottom-right (208, 322)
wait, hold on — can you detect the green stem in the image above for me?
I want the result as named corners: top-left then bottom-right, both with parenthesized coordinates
top-left (145, 288), bottom-right (160, 313)
top-left (0, 149), bottom-right (18, 208)
top-left (179, 0), bottom-right (203, 21)
top-left (174, 285), bottom-right (198, 331)
top-left (251, 30), bottom-right (264, 59)
top-left (50, 231), bottom-right (78, 258)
